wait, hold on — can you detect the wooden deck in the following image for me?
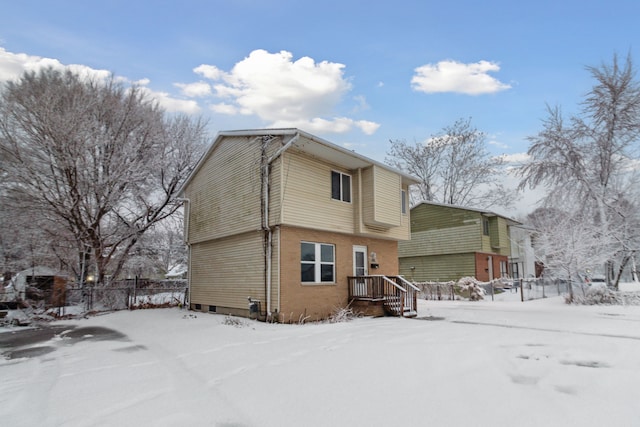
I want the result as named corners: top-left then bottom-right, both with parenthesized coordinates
top-left (347, 275), bottom-right (418, 317)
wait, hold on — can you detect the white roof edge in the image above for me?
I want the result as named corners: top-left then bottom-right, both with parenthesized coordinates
top-left (179, 128), bottom-right (419, 195)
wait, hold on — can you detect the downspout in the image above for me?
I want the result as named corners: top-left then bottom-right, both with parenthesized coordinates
top-left (176, 198), bottom-right (191, 308)
top-left (262, 133), bottom-right (300, 318)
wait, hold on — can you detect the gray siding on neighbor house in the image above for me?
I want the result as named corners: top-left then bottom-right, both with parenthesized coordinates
top-left (399, 253), bottom-right (476, 282)
top-left (399, 225), bottom-right (481, 257)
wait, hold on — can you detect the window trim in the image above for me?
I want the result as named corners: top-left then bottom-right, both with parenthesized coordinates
top-left (301, 241), bottom-right (336, 285)
top-left (331, 170), bottom-right (352, 203)
top-left (401, 189), bottom-right (407, 215)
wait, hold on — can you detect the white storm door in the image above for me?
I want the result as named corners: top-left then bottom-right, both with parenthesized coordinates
top-left (353, 246), bottom-right (368, 296)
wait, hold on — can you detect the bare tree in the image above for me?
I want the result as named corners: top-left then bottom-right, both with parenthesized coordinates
top-left (385, 136), bottom-right (442, 202)
top-left (0, 68), bottom-right (208, 284)
top-left (121, 215), bottom-right (187, 279)
top-left (387, 117), bottom-right (518, 208)
top-left (519, 53), bottom-right (640, 288)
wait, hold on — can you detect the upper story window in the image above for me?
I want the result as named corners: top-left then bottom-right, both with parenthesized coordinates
top-left (401, 190), bottom-right (407, 215)
top-left (331, 171), bottom-right (351, 203)
top-left (483, 218), bottom-right (490, 236)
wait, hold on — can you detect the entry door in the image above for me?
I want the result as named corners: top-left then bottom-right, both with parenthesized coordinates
top-left (353, 246), bottom-right (368, 296)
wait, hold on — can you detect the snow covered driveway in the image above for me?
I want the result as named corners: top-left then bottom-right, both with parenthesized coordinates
top-left (2, 297), bottom-right (640, 427)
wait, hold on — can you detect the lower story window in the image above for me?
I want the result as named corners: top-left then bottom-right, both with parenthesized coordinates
top-left (510, 262), bottom-right (520, 279)
top-left (301, 242), bottom-right (335, 283)
top-left (500, 261), bottom-right (508, 277)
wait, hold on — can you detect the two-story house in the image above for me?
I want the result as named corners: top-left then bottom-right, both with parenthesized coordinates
top-left (398, 201), bottom-right (521, 282)
top-left (508, 224), bottom-right (538, 279)
top-left (179, 129), bottom-right (419, 321)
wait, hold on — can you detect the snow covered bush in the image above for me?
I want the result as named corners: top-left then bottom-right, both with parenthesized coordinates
top-left (326, 305), bottom-right (362, 323)
top-left (455, 277), bottom-right (485, 301)
top-left (222, 315), bottom-right (250, 328)
top-left (570, 283), bottom-right (620, 305)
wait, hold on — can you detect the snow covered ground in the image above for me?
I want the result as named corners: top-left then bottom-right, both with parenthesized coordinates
top-left (2, 294), bottom-right (640, 427)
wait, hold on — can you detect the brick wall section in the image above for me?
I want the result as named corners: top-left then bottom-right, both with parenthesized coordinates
top-left (278, 225), bottom-right (399, 322)
top-left (474, 252), bottom-right (509, 281)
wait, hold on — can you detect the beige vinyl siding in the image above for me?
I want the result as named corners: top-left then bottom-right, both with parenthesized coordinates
top-left (399, 253), bottom-right (476, 282)
top-left (278, 151), bottom-right (411, 241)
top-left (399, 225), bottom-right (481, 257)
top-left (362, 165), bottom-right (402, 228)
top-left (279, 151), bottom-right (355, 233)
top-left (184, 136), bottom-right (262, 244)
top-left (190, 230), bottom-right (265, 310)
top-left (269, 156), bottom-right (283, 226)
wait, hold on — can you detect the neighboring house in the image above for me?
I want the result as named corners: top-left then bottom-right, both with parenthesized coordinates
top-left (508, 224), bottom-right (538, 279)
top-left (398, 202), bottom-right (521, 282)
top-left (1, 266), bottom-right (67, 306)
top-left (180, 129), bottom-right (420, 321)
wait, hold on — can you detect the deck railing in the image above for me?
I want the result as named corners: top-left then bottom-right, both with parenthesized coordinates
top-left (347, 275), bottom-right (418, 317)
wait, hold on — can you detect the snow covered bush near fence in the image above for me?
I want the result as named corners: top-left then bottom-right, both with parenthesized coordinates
top-left (456, 276), bottom-right (485, 301)
top-left (567, 282), bottom-right (640, 306)
top-left (129, 291), bottom-right (185, 309)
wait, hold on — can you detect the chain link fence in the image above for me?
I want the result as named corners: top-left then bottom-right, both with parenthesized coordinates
top-left (28, 279), bottom-right (188, 316)
top-left (414, 277), bottom-right (587, 302)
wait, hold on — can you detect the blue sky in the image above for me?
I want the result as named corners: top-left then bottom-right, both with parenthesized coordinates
top-left (1, 0), bottom-right (638, 167)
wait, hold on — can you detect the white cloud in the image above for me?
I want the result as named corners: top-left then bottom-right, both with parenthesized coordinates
top-left (209, 102), bottom-right (240, 115)
top-left (352, 95), bottom-right (370, 113)
top-left (193, 64), bottom-right (224, 80)
top-left (137, 87), bottom-right (200, 114)
top-left (174, 81), bottom-right (211, 97)
top-left (0, 47), bottom-right (198, 114)
top-left (411, 60), bottom-right (511, 95)
top-left (499, 152), bottom-right (530, 164)
top-left (488, 139), bottom-right (509, 149)
top-left (0, 47), bottom-right (111, 82)
top-left (270, 117), bottom-right (380, 135)
top-left (187, 49), bottom-right (379, 135)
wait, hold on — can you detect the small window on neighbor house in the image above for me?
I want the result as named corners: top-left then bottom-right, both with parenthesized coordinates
top-left (331, 171), bottom-right (351, 202)
top-left (401, 190), bottom-right (407, 214)
top-left (483, 219), bottom-right (490, 236)
top-left (500, 261), bottom-right (508, 277)
top-left (511, 263), bottom-right (520, 279)
top-left (301, 242), bottom-right (335, 283)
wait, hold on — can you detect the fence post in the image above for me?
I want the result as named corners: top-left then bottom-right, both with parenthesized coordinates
top-left (520, 278), bottom-right (524, 302)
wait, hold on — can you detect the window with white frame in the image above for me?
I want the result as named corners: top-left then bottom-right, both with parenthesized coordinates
top-left (401, 190), bottom-right (407, 214)
top-left (483, 218), bottom-right (490, 236)
top-left (301, 242), bottom-right (335, 283)
top-left (510, 262), bottom-right (520, 279)
top-left (331, 171), bottom-right (351, 202)
top-left (500, 261), bottom-right (508, 277)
